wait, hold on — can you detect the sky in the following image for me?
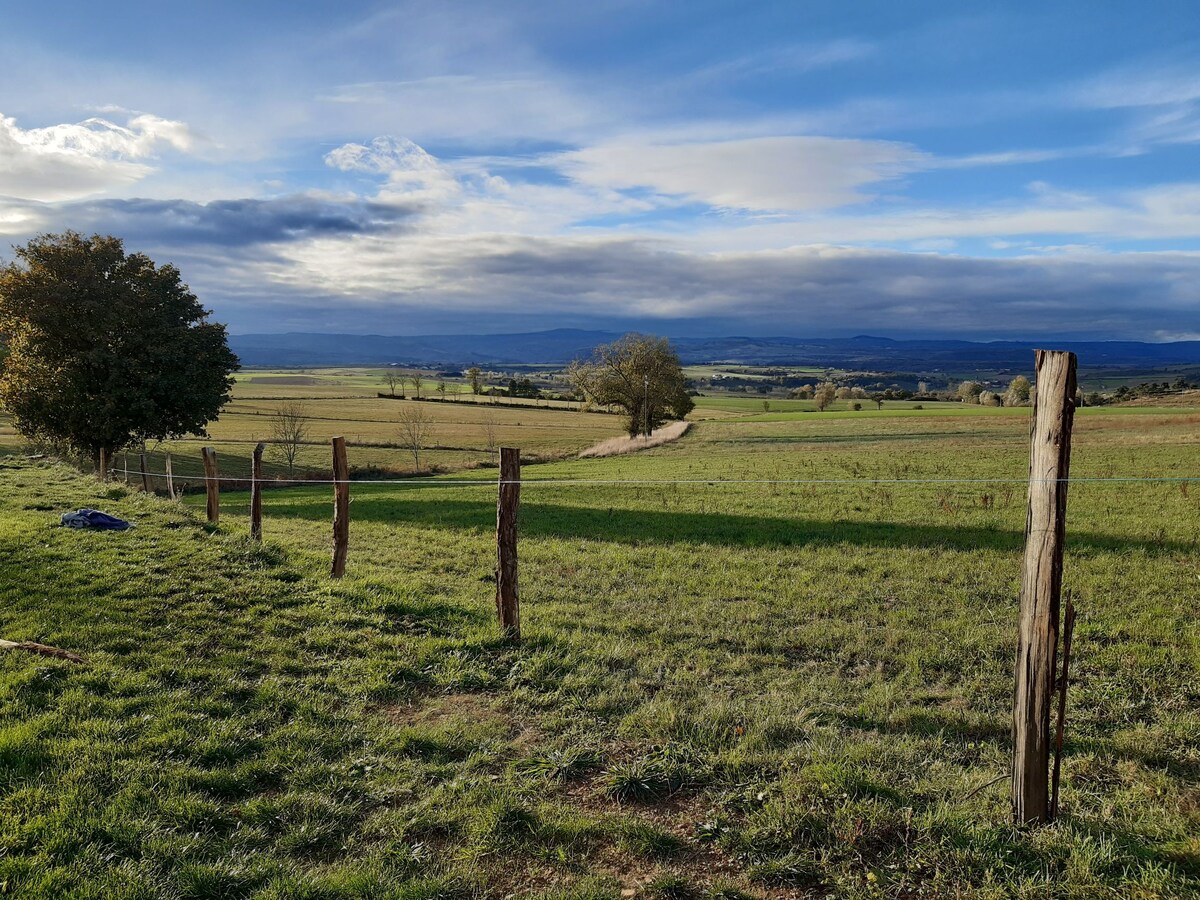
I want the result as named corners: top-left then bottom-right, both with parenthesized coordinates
top-left (1, 0), bottom-right (1199, 340)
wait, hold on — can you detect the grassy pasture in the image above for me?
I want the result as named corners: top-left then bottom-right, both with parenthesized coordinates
top-left (1, 401), bottom-right (1198, 898)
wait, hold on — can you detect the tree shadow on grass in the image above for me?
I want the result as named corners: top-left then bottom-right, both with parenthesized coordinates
top-left (251, 495), bottom-right (1191, 556)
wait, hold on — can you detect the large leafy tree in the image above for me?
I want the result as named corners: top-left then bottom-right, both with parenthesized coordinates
top-left (0, 232), bottom-right (238, 469)
top-left (569, 333), bottom-right (693, 437)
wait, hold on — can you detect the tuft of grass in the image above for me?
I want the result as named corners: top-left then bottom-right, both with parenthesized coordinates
top-left (602, 757), bottom-right (681, 803)
top-left (516, 744), bottom-right (601, 782)
top-left (646, 873), bottom-right (697, 900)
top-left (615, 820), bottom-right (683, 858)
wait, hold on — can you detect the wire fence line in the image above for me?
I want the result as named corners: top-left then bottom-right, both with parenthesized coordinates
top-left (114, 468), bottom-right (1200, 487)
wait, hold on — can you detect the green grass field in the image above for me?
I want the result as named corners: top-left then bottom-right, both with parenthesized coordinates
top-left (1, 399), bottom-right (1198, 898)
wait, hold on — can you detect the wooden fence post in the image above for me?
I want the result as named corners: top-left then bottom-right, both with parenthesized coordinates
top-left (139, 452), bottom-right (151, 493)
top-left (201, 447), bottom-right (220, 525)
top-left (331, 437), bottom-right (349, 578)
top-left (1012, 350), bottom-right (1077, 825)
top-left (98, 448), bottom-right (109, 482)
top-left (251, 442), bottom-right (265, 541)
top-left (496, 447), bottom-right (521, 638)
top-left (165, 453), bottom-right (176, 500)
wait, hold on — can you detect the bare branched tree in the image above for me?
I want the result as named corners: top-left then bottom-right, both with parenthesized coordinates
top-left (481, 411), bottom-right (499, 462)
top-left (270, 401), bottom-right (309, 475)
top-left (397, 405), bottom-right (434, 472)
top-left (410, 372), bottom-right (424, 399)
top-left (383, 369), bottom-right (402, 397)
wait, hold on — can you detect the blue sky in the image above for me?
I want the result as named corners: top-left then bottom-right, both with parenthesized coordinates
top-left (1, 0), bottom-right (1199, 339)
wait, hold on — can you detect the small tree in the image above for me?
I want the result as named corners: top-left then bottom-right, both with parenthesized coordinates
top-left (466, 367), bottom-right (483, 395)
top-left (481, 411), bottom-right (499, 462)
top-left (0, 232), bottom-right (237, 468)
top-left (410, 372), bottom-right (424, 399)
top-left (437, 379), bottom-right (448, 400)
top-left (383, 369), bottom-right (402, 397)
top-left (956, 381), bottom-right (984, 403)
top-left (397, 405), bottom-right (434, 472)
top-left (568, 334), bottom-right (693, 437)
top-left (1004, 375), bottom-right (1032, 407)
top-left (270, 401), bottom-right (309, 475)
top-left (979, 390), bottom-right (1002, 407)
top-left (814, 382), bottom-right (837, 412)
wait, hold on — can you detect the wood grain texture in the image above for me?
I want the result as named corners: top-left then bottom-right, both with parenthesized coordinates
top-left (201, 447), bottom-right (220, 524)
top-left (331, 436), bottom-right (350, 578)
top-left (1011, 349), bottom-right (1076, 824)
top-left (496, 447), bottom-right (521, 638)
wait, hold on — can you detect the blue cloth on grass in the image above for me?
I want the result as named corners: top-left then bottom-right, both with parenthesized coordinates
top-left (60, 509), bottom-right (132, 530)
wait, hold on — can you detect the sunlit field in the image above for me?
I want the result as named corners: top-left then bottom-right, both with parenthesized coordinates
top-left (2, 397), bottom-right (1197, 897)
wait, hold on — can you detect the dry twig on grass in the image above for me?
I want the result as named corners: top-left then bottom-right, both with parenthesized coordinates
top-left (0, 639), bottom-right (86, 663)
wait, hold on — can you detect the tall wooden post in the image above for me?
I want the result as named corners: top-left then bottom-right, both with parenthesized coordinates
top-left (331, 437), bottom-right (350, 578)
top-left (201, 447), bottom-right (220, 525)
top-left (250, 442), bottom-right (265, 541)
top-left (1012, 350), bottom-right (1077, 824)
top-left (98, 448), bottom-right (109, 482)
top-left (496, 447), bottom-right (521, 638)
top-left (164, 453), bottom-right (176, 500)
top-left (139, 452), bottom-right (151, 493)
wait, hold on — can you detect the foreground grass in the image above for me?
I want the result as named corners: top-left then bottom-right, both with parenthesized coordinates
top-left (1, 405), bottom-right (1198, 898)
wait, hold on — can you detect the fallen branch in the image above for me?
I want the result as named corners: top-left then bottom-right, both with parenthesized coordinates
top-left (963, 772), bottom-right (1009, 801)
top-left (0, 639), bottom-right (86, 663)
top-left (1050, 594), bottom-right (1078, 821)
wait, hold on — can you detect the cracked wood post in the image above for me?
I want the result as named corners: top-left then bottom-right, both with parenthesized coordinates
top-left (98, 448), bottom-right (109, 482)
top-left (1012, 349), bottom-right (1077, 825)
top-left (201, 447), bottom-right (220, 524)
top-left (496, 447), bottom-right (521, 639)
top-left (331, 436), bottom-right (350, 578)
top-left (165, 453), bottom-right (176, 500)
top-left (251, 442), bottom-right (265, 541)
top-left (139, 452), bottom-right (151, 493)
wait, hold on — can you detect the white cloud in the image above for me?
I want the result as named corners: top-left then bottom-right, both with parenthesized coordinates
top-left (557, 135), bottom-right (925, 211)
top-left (0, 112), bottom-right (194, 202)
top-left (325, 136), bottom-right (460, 204)
top-left (1074, 66), bottom-right (1200, 110)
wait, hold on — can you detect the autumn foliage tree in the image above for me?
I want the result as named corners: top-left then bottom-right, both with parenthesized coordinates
top-left (0, 232), bottom-right (238, 469)
top-left (568, 333), bottom-right (693, 437)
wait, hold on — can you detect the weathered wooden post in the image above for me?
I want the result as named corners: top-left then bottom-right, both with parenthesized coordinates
top-left (98, 448), bottom-right (109, 482)
top-left (331, 436), bottom-right (350, 578)
top-left (201, 447), bottom-right (220, 524)
top-left (250, 442), bottom-right (265, 541)
top-left (164, 453), bottom-right (176, 501)
top-left (496, 447), bottom-right (521, 638)
top-left (139, 452), bottom-right (151, 493)
top-left (1012, 350), bottom-right (1077, 825)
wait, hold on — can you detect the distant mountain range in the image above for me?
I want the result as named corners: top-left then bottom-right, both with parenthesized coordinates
top-left (229, 329), bottom-right (1200, 372)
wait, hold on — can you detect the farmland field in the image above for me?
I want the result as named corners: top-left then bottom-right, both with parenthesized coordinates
top-left (1, 398), bottom-right (1198, 897)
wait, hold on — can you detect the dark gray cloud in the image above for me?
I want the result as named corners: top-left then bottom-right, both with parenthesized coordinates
top-left (17, 195), bottom-right (420, 248)
top-left (4, 201), bottom-right (1197, 340)
top-left (193, 234), bottom-right (1200, 340)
